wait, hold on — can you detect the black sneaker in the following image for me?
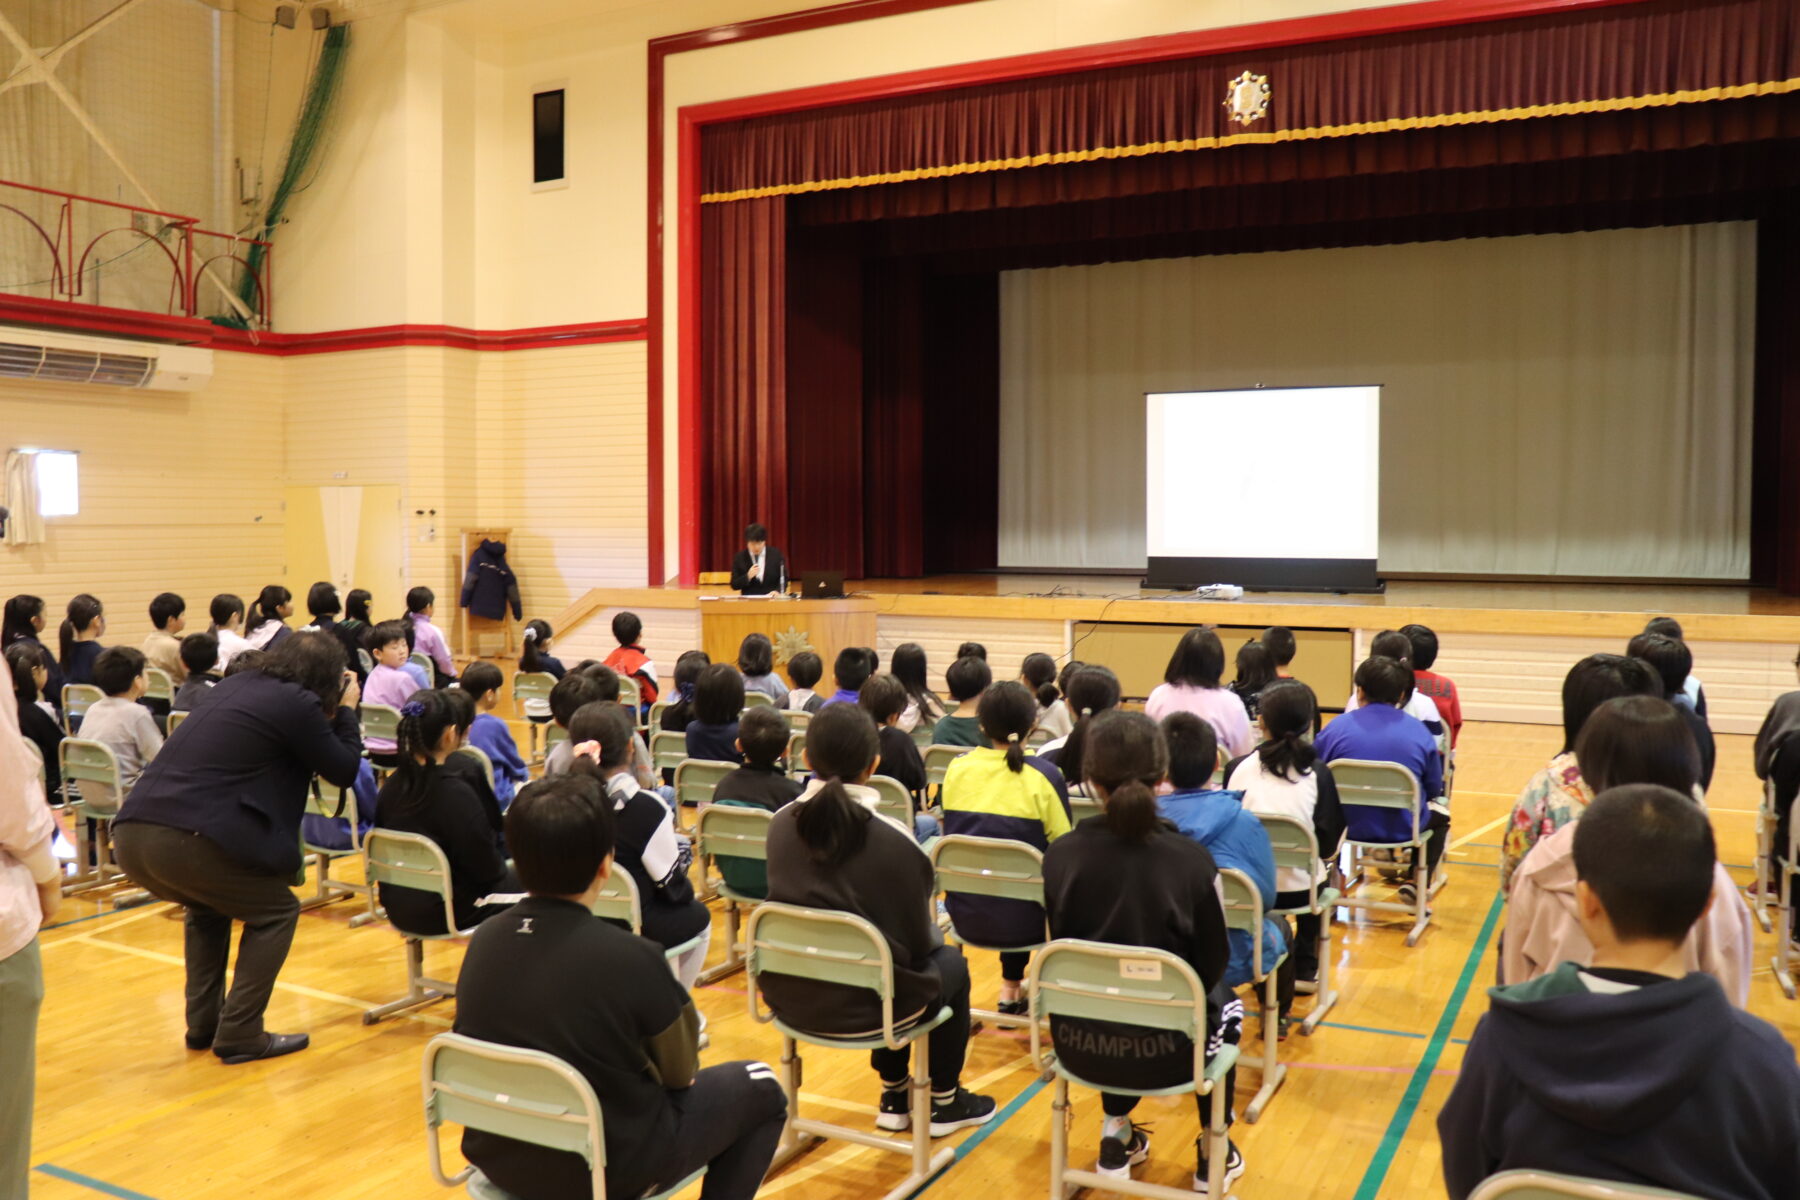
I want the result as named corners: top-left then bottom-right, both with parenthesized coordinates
top-left (1193, 1137), bottom-right (1245, 1194)
top-left (996, 997), bottom-right (1029, 1017)
top-left (876, 1087), bottom-right (911, 1132)
top-left (928, 1088), bottom-right (998, 1136)
top-left (1096, 1123), bottom-right (1151, 1178)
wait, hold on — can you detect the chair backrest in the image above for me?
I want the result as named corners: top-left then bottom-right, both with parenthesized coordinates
top-left (923, 744), bottom-right (972, 789)
top-left (1025, 727), bottom-right (1053, 752)
top-left (1217, 867), bottom-right (1270, 978)
top-left (746, 902), bottom-right (908, 1044)
top-left (650, 729), bottom-right (687, 772)
top-left (696, 803), bottom-right (775, 866)
top-left (361, 702), bottom-right (402, 744)
top-left (674, 758), bottom-right (737, 809)
top-left (166, 708), bottom-right (188, 735)
top-left (1028, 939), bottom-right (1208, 1085)
top-left (512, 671), bottom-right (557, 712)
top-left (304, 776), bottom-right (363, 853)
top-left (647, 699), bottom-right (671, 737)
top-left (785, 729), bottom-right (807, 777)
top-left (422, 1033), bottom-right (606, 1195)
top-left (1256, 812), bottom-right (1324, 902)
top-left (142, 667), bottom-right (174, 702)
top-left (365, 829), bottom-right (462, 935)
top-left (590, 867), bottom-right (643, 934)
top-left (742, 691), bottom-right (774, 710)
top-left (617, 674), bottom-right (641, 711)
top-left (785, 709), bottom-right (812, 730)
top-left (1327, 758), bottom-right (1423, 839)
top-left (409, 651), bottom-right (435, 678)
top-left (910, 721), bottom-right (935, 750)
top-left (455, 744), bottom-right (496, 787)
top-left (61, 683), bottom-right (103, 732)
top-left (1466, 1171), bottom-right (1701, 1200)
top-left (1068, 786), bottom-right (1101, 825)
top-left (58, 737), bottom-right (120, 790)
top-left (358, 648), bottom-right (377, 675)
top-left (866, 774), bottom-right (914, 827)
top-left (929, 834), bottom-right (1045, 906)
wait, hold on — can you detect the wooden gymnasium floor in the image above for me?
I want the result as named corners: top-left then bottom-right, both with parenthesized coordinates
top-left (30, 721), bottom-right (1800, 1200)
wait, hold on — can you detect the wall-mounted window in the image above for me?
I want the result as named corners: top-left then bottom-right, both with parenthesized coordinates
top-left (533, 88), bottom-right (566, 187)
top-left (33, 449), bottom-right (80, 516)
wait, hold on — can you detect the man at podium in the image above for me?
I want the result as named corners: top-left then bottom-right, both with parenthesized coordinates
top-left (730, 522), bottom-right (788, 596)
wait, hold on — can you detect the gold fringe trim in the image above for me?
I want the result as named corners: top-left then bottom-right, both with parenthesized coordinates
top-left (700, 77), bottom-right (1800, 203)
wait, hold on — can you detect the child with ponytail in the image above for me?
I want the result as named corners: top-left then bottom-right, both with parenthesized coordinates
top-left (5, 594), bottom-right (63, 716)
top-left (518, 618), bottom-right (566, 681)
top-left (373, 690), bottom-right (518, 936)
top-left (208, 593), bottom-right (253, 673)
top-left (1020, 652), bottom-right (1072, 740)
top-left (1042, 664), bottom-right (1122, 785)
top-left (1043, 709), bottom-right (1243, 1191)
top-left (59, 593), bottom-right (107, 686)
top-left (764, 703), bottom-right (998, 1137)
top-left (659, 650), bottom-right (710, 736)
top-left (1223, 679), bottom-right (1344, 993)
top-left (243, 585), bottom-right (294, 652)
top-left (939, 679), bottom-right (1072, 1015)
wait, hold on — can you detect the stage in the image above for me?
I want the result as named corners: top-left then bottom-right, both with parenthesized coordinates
top-left (545, 576), bottom-right (1800, 737)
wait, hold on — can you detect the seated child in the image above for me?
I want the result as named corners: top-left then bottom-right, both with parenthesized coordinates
top-left (1645, 616), bottom-right (1707, 717)
top-left (1260, 626), bottom-right (1297, 679)
top-left (243, 585), bottom-right (294, 652)
top-left (172, 633), bottom-right (220, 712)
top-left (859, 673), bottom-right (938, 840)
top-left (541, 673), bottom-right (607, 778)
top-left (141, 592), bottom-right (187, 684)
top-left (440, 687), bottom-right (506, 844)
top-left (660, 650), bottom-right (711, 735)
top-left (1156, 713), bottom-right (1289, 1005)
top-left (517, 618), bottom-right (567, 724)
top-left (710, 704), bottom-right (803, 899)
top-left (397, 619), bottom-right (432, 690)
top-left (59, 593), bottom-right (107, 688)
top-left (1022, 651), bottom-right (1072, 740)
top-left (1628, 633), bottom-right (1715, 793)
top-left (784, 650), bottom-right (824, 714)
top-left (459, 661), bottom-right (530, 810)
top-left (1039, 663), bottom-right (1115, 764)
top-left (1400, 623), bottom-right (1461, 748)
top-left (7, 642), bottom-right (63, 800)
top-left (931, 655), bottom-right (992, 747)
top-left (373, 690), bottom-right (518, 935)
top-left (574, 702), bottom-right (712, 989)
top-left (362, 619), bottom-right (422, 766)
top-left (1342, 630), bottom-right (1446, 738)
top-left (737, 632), bottom-right (789, 707)
top-left (820, 647), bottom-right (871, 708)
top-left (1439, 784), bottom-right (1800, 1200)
top-left (209, 593), bottom-right (253, 674)
top-left (406, 586), bottom-right (456, 684)
top-left (891, 643), bottom-right (945, 734)
top-left (74, 647), bottom-right (162, 815)
top-left (956, 641), bottom-right (987, 661)
top-left (602, 611), bottom-right (659, 709)
top-left (940, 680), bottom-right (1072, 1015)
top-left (684, 662), bottom-right (744, 764)
top-left (1229, 640), bottom-right (1278, 722)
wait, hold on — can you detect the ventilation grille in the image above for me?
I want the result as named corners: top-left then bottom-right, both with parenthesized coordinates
top-left (0, 339), bottom-right (156, 387)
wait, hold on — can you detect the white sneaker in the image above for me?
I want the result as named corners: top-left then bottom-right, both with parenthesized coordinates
top-left (1096, 1124), bottom-right (1150, 1178)
top-left (1193, 1138), bottom-right (1245, 1194)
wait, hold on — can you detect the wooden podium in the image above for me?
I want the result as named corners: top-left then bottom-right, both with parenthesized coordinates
top-left (699, 596), bottom-right (877, 678)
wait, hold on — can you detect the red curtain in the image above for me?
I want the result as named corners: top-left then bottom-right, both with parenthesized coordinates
top-left (784, 229), bottom-right (866, 575)
top-left (1753, 210), bottom-right (1800, 591)
top-left (703, 0), bottom-right (1799, 198)
top-left (700, 196), bottom-right (788, 572)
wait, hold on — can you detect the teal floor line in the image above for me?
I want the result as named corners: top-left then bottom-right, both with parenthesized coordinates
top-left (34, 1165), bottom-right (164, 1200)
top-left (1350, 890), bottom-right (1505, 1200)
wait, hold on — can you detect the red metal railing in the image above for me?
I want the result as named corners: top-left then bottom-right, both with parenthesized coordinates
top-left (0, 178), bottom-right (272, 328)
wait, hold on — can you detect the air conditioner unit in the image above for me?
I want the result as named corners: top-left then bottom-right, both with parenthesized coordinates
top-left (0, 326), bottom-right (213, 392)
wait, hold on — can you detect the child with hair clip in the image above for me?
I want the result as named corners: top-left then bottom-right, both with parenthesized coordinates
top-left (763, 703), bottom-right (998, 1135)
top-left (1230, 640), bottom-right (1278, 722)
top-left (784, 650), bottom-right (824, 714)
top-left (1223, 679), bottom-right (1344, 994)
top-left (7, 641), bottom-right (63, 800)
top-left (940, 679), bottom-right (1072, 1015)
top-left (659, 650), bottom-right (711, 736)
top-left (243, 586), bottom-right (294, 652)
top-left (60, 593), bottom-right (107, 687)
top-left (374, 691), bottom-right (518, 935)
top-left (1041, 665), bottom-right (1122, 781)
top-left (736, 632), bottom-right (789, 707)
top-left (459, 662), bottom-right (529, 810)
top-left (5, 594), bottom-right (63, 717)
top-left (685, 661), bottom-right (744, 764)
top-left (932, 655), bottom-right (992, 747)
top-left (1021, 651), bottom-right (1072, 740)
top-left (568, 701), bottom-right (712, 989)
top-left (1043, 709), bottom-right (1243, 1190)
top-left (603, 611), bottom-right (659, 709)
top-left (546, 670), bottom-right (669, 803)
top-left (889, 642), bottom-right (944, 734)
top-left (209, 593), bottom-right (253, 674)
top-left (1036, 660), bottom-right (1087, 755)
top-left (406, 586), bottom-right (455, 685)
top-left (858, 674), bottom-right (937, 840)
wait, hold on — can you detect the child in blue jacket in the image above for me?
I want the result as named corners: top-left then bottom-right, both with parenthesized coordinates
top-left (1155, 712), bottom-right (1291, 1011)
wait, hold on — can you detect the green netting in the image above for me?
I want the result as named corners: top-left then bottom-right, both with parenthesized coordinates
top-left (216, 22), bottom-right (350, 329)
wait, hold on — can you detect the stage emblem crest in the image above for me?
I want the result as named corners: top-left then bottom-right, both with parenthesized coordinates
top-left (1224, 71), bottom-right (1271, 127)
top-left (772, 625), bottom-right (814, 667)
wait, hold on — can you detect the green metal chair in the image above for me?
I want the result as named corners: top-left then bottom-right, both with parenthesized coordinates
top-left (61, 682), bottom-right (103, 735)
top-left (1328, 758), bottom-right (1436, 946)
top-left (1772, 789), bottom-right (1798, 1000)
top-left (143, 667), bottom-right (175, 730)
top-left (909, 721), bottom-right (935, 750)
top-left (166, 708), bottom-right (189, 736)
top-left (1029, 939), bottom-right (1239, 1200)
top-left (512, 671), bottom-right (558, 761)
top-left (928, 833), bottom-right (1045, 1029)
top-left (57, 738), bottom-right (139, 898)
top-left (545, 723), bottom-right (568, 756)
top-left (922, 744), bottom-right (971, 793)
top-left (409, 651), bottom-right (435, 679)
top-left (590, 868), bottom-right (708, 970)
top-left (1067, 785), bottom-right (1101, 826)
top-left (617, 673), bottom-right (642, 714)
top-left (745, 902), bottom-right (957, 1200)
top-left (1257, 812), bottom-right (1341, 1032)
top-left (1218, 867), bottom-right (1288, 1122)
top-left (867, 774), bottom-right (916, 831)
top-left (455, 744), bottom-right (497, 791)
top-left (784, 730), bottom-right (808, 780)
top-left (360, 702), bottom-right (402, 766)
top-left (1024, 727), bottom-right (1053, 752)
top-left (784, 708), bottom-right (813, 730)
top-left (362, 829), bottom-right (478, 1024)
top-left (300, 775), bottom-right (373, 915)
top-left (1467, 1171), bottom-right (1701, 1200)
top-left (673, 758), bottom-right (737, 839)
top-left (694, 802), bottom-right (776, 985)
top-left (649, 730), bottom-right (687, 775)
top-left (646, 699), bottom-right (671, 738)
top-left (742, 691), bottom-right (774, 710)
top-left (423, 1032), bottom-right (704, 1200)
top-left (1751, 748), bottom-right (1779, 934)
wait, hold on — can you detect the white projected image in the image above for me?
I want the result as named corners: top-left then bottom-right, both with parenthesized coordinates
top-left (1145, 387), bottom-right (1380, 561)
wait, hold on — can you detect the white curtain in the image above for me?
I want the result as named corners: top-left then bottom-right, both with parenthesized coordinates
top-left (998, 223), bottom-right (1756, 578)
top-left (3, 451), bottom-right (44, 547)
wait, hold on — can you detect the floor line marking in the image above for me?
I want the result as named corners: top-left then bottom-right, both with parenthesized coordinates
top-left (1317, 1021), bottom-right (1427, 1041)
top-left (1448, 814), bottom-right (1509, 849)
top-left (39, 903), bottom-right (172, 945)
top-left (33, 1165), bottom-right (164, 1200)
top-left (1352, 889), bottom-right (1504, 1200)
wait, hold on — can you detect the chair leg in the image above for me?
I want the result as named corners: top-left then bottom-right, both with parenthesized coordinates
top-left (1205, 1074), bottom-right (1230, 1198)
top-left (1405, 847), bottom-right (1431, 947)
top-left (1243, 968), bottom-right (1287, 1123)
top-left (1301, 906), bottom-right (1339, 1035)
top-left (766, 1035), bottom-right (817, 1171)
top-left (1751, 807), bottom-right (1775, 932)
top-left (697, 901), bottom-right (745, 985)
top-left (362, 938), bottom-right (450, 1024)
top-left (909, 1031), bottom-right (933, 1182)
top-left (1774, 867), bottom-right (1796, 1001)
top-left (1048, 1076), bottom-right (1070, 1200)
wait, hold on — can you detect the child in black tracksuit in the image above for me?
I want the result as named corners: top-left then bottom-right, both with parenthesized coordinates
top-left (1043, 709), bottom-right (1243, 1193)
top-left (710, 705), bottom-right (802, 898)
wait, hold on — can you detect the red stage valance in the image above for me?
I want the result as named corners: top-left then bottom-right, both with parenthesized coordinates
top-left (701, 0), bottom-right (1799, 201)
